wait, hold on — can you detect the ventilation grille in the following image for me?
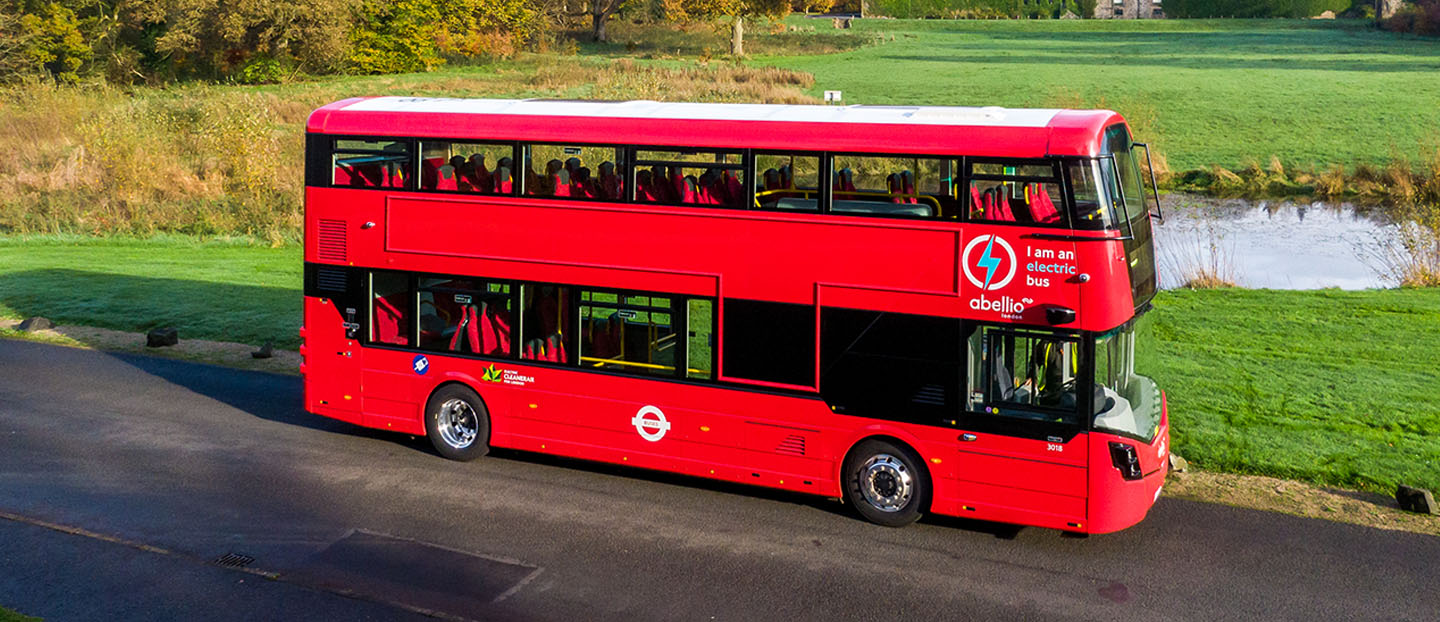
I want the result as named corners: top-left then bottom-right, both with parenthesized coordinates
top-left (911, 384), bottom-right (947, 406)
top-left (315, 267), bottom-right (349, 293)
top-left (213, 553), bottom-right (255, 569)
top-left (775, 434), bottom-right (806, 456)
top-left (317, 219), bottom-right (347, 262)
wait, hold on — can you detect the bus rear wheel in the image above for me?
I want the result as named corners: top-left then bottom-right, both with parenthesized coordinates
top-left (424, 384), bottom-right (490, 461)
top-left (843, 439), bottom-right (929, 528)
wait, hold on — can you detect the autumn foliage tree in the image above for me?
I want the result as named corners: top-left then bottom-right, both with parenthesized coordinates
top-left (664, 0), bottom-right (790, 56)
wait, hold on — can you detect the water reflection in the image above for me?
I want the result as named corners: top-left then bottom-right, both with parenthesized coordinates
top-left (1153, 195), bottom-right (1404, 290)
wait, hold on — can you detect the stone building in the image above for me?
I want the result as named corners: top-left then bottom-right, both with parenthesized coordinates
top-left (1094, 0), bottom-right (1163, 19)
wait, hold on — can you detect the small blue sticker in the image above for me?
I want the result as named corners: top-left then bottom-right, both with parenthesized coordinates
top-left (412, 354), bottom-right (430, 375)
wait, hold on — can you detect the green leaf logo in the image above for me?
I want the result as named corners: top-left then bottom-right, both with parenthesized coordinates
top-left (482, 364), bottom-right (502, 383)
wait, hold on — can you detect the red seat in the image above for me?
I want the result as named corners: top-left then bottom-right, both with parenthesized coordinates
top-left (483, 305), bottom-right (512, 356)
top-left (420, 158), bottom-right (442, 190)
top-left (887, 174), bottom-right (904, 204)
top-left (723, 171), bottom-right (743, 206)
top-left (374, 294), bottom-right (408, 345)
top-left (436, 165), bottom-right (458, 191)
top-left (468, 155), bottom-right (492, 193)
top-left (447, 305), bottom-right (471, 352)
top-left (493, 168), bottom-right (513, 194)
top-left (552, 171), bottom-right (570, 197)
top-left (464, 305), bottom-right (481, 352)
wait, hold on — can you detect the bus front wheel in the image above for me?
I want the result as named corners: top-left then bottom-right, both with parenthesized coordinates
top-left (424, 384), bottom-right (491, 461)
top-left (843, 439), bottom-right (929, 528)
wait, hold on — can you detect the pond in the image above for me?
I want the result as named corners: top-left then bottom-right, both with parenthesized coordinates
top-left (1152, 195), bottom-right (1407, 290)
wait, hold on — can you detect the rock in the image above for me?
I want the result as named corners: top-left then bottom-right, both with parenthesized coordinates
top-left (146, 327), bottom-right (178, 348)
top-left (1315, 10), bottom-right (1335, 19)
top-left (251, 340), bottom-right (274, 359)
top-left (1396, 485), bottom-right (1438, 515)
top-left (1060, 10), bottom-right (1080, 19)
top-left (17, 316), bottom-right (52, 332)
top-left (1168, 453), bottom-right (1189, 473)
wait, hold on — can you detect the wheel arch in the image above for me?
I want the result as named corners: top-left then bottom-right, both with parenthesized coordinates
top-left (839, 432), bottom-right (935, 513)
top-left (420, 376), bottom-right (497, 440)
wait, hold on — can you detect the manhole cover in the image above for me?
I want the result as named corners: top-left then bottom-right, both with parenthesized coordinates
top-left (283, 531), bottom-right (540, 617)
top-left (213, 553), bottom-right (256, 568)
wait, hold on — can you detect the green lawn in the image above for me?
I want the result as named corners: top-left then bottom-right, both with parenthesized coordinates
top-left (0, 236), bottom-right (300, 348)
top-left (1145, 288), bottom-right (1440, 493)
top-left (2, 236), bottom-right (1436, 493)
top-left (0, 606), bottom-right (39, 622)
top-left (764, 18), bottom-right (1440, 171)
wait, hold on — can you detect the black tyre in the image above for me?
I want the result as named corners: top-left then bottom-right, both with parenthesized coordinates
top-left (843, 439), bottom-right (930, 528)
top-left (424, 384), bottom-right (490, 461)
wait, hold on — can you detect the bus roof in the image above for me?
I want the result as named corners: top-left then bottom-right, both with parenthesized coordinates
top-left (307, 97), bottom-right (1126, 159)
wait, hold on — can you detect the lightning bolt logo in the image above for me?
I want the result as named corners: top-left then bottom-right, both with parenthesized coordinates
top-left (977, 235), bottom-right (1001, 290)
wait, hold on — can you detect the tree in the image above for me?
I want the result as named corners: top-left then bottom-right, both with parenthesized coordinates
top-left (1377, 0), bottom-right (1402, 20)
top-left (579, 0), bottom-right (627, 43)
top-left (666, 0), bottom-right (789, 56)
top-left (0, 1), bottom-right (92, 83)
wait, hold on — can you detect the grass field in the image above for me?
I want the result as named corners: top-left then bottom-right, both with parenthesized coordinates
top-left (1145, 288), bottom-right (1440, 494)
top-left (765, 18), bottom-right (1440, 172)
top-left (2, 236), bottom-right (1436, 494)
top-left (0, 606), bottom-right (38, 622)
top-left (0, 236), bottom-right (300, 348)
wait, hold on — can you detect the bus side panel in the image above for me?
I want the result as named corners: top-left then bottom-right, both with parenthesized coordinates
top-left (1086, 402), bottom-right (1169, 534)
top-left (941, 431), bottom-right (1088, 530)
top-left (303, 296), bottom-right (364, 427)
top-left (358, 348), bottom-right (424, 436)
top-left (498, 367), bottom-right (842, 494)
top-left (1075, 238), bottom-right (1135, 328)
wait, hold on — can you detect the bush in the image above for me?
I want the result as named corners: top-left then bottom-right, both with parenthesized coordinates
top-left (1382, 0), bottom-right (1440, 36)
top-left (1163, 0), bottom-right (1352, 18)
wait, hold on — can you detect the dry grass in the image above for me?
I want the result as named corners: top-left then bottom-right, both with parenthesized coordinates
top-left (1165, 469), bottom-right (1440, 537)
top-left (580, 18), bottom-right (872, 59)
top-left (0, 58), bottom-right (817, 241)
top-left (1362, 205), bottom-right (1440, 288)
top-left (1159, 214), bottom-right (1241, 289)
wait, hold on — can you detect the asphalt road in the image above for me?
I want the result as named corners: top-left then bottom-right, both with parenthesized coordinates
top-left (1, 339), bottom-right (1436, 621)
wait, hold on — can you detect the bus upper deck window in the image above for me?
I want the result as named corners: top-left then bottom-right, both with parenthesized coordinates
top-left (418, 141), bottom-right (516, 195)
top-left (755, 153), bottom-right (820, 212)
top-left (524, 144), bottom-right (626, 201)
top-left (634, 149), bottom-right (745, 209)
top-left (966, 161), bottom-right (1065, 227)
top-left (829, 155), bottom-right (957, 219)
top-left (332, 139), bottom-right (412, 190)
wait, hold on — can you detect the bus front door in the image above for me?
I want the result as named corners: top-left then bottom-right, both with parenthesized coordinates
top-left (950, 325), bottom-right (1089, 530)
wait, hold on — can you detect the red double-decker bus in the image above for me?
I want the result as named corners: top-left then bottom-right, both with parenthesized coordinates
top-left (302, 97), bottom-right (1168, 534)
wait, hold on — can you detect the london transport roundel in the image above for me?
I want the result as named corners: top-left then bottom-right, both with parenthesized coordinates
top-left (631, 405), bottom-right (670, 442)
top-left (961, 234), bottom-right (1018, 291)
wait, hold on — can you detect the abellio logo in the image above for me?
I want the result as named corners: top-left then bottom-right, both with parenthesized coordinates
top-left (962, 234), bottom-right (1024, 316)
top-left (962, 234), bottom-right (1017, 291)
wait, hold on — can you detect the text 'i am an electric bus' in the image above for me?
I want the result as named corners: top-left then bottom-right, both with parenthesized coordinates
top-left (301, 97), bottom-right (1168, 534)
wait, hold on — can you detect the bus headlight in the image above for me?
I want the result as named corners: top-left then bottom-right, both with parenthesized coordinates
top-left (1109, 441), bottom-right (1143, 481)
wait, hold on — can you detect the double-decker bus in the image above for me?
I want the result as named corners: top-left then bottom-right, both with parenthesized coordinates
top-left (302, 97), bottom-right (1168, 534)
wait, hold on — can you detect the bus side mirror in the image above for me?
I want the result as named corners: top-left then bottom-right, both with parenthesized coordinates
top-left (1133, 142), bottom-right (1163, 222)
